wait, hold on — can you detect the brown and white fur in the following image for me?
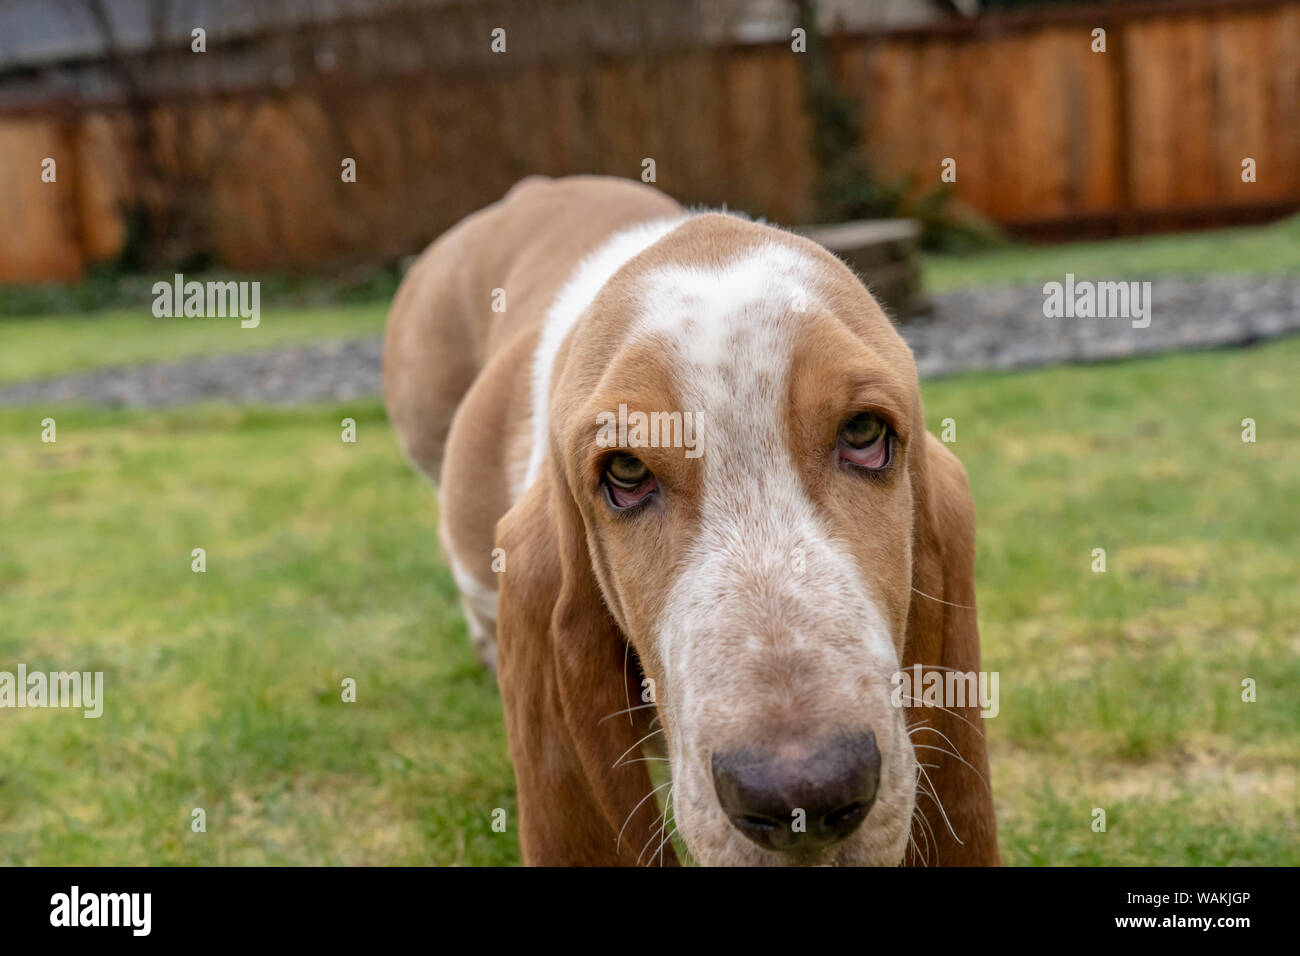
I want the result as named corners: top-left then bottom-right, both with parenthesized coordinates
top-left (384, 175), bottom-right (998, 866)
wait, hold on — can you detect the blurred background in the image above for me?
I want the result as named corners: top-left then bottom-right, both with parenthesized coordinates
top-left (3, 0), bottom-right (1299, 282)
top-left (0, 0), bottom-right (1296, 866)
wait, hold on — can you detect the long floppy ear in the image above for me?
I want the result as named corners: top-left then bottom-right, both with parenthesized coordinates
top-left (903, 432), bottom-right (1001, 866)
top-left (495, 460), bottom-right (677, 866)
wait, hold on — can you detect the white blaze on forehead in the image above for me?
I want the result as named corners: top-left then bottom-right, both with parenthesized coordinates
top-left (629, 242), bottom-right (898, 716)
top-left (628, 241), bottom-right (822, 349)
top-left (522, 215), bottom-right (688, 496)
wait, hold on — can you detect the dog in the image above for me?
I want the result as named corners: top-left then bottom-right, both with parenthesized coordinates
top-left (384, 175), bottom-right (999, 866)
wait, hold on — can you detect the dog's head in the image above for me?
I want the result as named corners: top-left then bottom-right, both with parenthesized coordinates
top-left (498, 214), bottom-right (966, 866)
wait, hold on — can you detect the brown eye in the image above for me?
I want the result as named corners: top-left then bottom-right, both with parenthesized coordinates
top-left (606, 452), bottom-right (649, 488)
top-left (838, 412), bottom-right (890, 470)
top-left (604, 453), bottom-right (657, 510)
top-left (841, 412), bottom-right (886, 448)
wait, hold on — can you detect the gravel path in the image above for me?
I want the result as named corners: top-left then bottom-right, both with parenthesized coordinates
top-left (0, 339), bottom-right (384, 408)
top-left (2, 275), bottom-right (1297, 408)
top-left (906, 274), bottom-right (1300, 378)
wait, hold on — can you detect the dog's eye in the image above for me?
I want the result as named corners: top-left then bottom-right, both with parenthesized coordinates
top-left (607, 452), bottom-right (649, 487)
top-left (838, 412), bottom-right (891, 471)
top-left (842, 411), bottom-right (885, 448)
top-left (604, 453), bottom-right (657, 509)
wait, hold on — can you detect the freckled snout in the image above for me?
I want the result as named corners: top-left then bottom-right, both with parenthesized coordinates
top-left (711, 731), bottom-right (882, 853)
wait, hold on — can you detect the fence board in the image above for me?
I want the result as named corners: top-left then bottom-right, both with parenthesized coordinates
top-left (2, 0), bottom-right (1298, 280)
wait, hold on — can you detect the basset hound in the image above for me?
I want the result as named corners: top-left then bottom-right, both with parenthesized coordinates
top-left (384, 175), bottom-right (999, 866)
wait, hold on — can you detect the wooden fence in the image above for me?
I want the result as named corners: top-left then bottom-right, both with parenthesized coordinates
top-left (1, 0), bottom-right (1297, 282)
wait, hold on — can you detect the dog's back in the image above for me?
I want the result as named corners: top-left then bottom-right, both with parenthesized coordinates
top-left (384, 175), bottom-right (682, 666)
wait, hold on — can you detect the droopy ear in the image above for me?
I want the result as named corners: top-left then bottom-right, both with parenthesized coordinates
top-left (495, 460), bottom-right (677, 866)
top-left (903, 432), bottom-right (1001, 866)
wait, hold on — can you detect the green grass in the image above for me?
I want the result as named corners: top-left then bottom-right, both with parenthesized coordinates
top-left (923, 338), bottom-right (1300, 864)
top-left (0, 402), bottom-right (514, 865)
top-left (0, 303), bottom-right (388, 386)
top-left (924, 214), bottom-right (1300, 292)
top-left (1, 337), bottom-right (1297, 865)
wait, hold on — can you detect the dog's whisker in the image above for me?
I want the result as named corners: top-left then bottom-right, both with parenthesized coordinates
top-left (912, 811), bottom-right (933, 865)
top-left (912, 740), bottom-right (991, 791)
top-left (913, 781), bottom-right (943, 829)
top-left (913, 826), bottom-right (933, 866)
top-left (910, 822), bottom-right (930, 868)
top-left (611, 727), bottom-right (666, 769)
top-left (898, 695), bottom-right (987, 738)
top-left (902, 712), bottom-right (986, 850)
top-left (656, 793), bottom-right (674, 868)
top-left (914, 800), bottom-right (937, 857)
top-left (597, 702), bottom-right (659, 726)
top-left (651, 790), bottom-right (675, 868)
top-left (909, 588), bottom-right (976, 610)
top-left (618, 780), bottom-right (673, 854)
top-left (916, 764), bottom-right (965, 845)
top-left (657, 824), bottom-right (679, 868)
top-left (905, 807), bottom-right (927, 868)
top-left (637, 819), bottom-right (664, 867)
top-left (909, 722), bottom-right (967, 754)
top-left (915, 781), bottom-right (961, 847)
top-left (915, 766), bottom-right (961, 844)
top-left (638, 786), bottom-right (673, 866)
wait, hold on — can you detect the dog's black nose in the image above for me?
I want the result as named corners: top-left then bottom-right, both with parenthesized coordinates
top-left (711, 731), bottom-right (881, 852)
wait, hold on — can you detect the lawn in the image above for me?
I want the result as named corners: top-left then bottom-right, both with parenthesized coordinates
top-left (0, 302), bottom-right (388, 386)
top-left (0, 399), bottom-right (511, 865)
top-left (2, 335), bottom-right (1296, 865)
top-left (923, 213), bottom-right (1300, 292)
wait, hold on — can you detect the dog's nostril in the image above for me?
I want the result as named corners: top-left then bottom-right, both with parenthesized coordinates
top-left (712, 731), bottom-right (882, 853)
top-left (821, 799), bottom-right (875, 844)
top-left (824, 801), bottom-right (867, 829)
